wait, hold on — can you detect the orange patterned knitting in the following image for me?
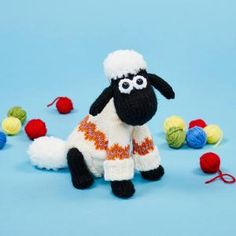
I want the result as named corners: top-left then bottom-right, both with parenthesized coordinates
top-left (132, 137), bottom-right (154, 156)
top-left (78, 116), bottom-right (108, 150)
top-left (107, 144), bottom-right (130, 160)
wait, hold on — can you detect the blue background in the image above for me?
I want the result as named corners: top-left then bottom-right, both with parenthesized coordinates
top-left (0, 0), bottom-right (236, 235)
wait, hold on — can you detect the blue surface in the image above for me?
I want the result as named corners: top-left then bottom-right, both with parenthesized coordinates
top-left (0, 0), bottom-right (236, 235)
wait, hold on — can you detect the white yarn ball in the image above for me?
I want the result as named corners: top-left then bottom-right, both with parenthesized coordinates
top-left (28, 136), bottom-right (67, 170)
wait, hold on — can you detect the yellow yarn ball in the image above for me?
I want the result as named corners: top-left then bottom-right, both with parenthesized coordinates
top-left (1, 117), bottom-right (21, 135)
top-left (204, 124), bottom-right (223, 145)
top-left (164, 115), bottom-right (186, 132)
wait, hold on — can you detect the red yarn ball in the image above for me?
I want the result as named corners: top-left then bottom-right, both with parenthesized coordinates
top-left (25, 119), bottom-right (47, 140)
top-left (200, 152), bottom-right (221, 174)
top-left (56, 97), bottom-right (73, 114)
top-left (47, 97), bottom-right (73, 114)
top-left (189, 119), bottom-right (207, 129)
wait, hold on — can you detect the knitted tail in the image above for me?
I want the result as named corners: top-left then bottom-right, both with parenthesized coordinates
top-left (28, 136), bottom-right (67, 170)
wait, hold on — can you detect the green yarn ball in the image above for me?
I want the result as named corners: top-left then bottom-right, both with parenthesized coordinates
top-left (7, 106), bottom-right (27, 124)
top-left (166, 127), bottom-right (186, 149)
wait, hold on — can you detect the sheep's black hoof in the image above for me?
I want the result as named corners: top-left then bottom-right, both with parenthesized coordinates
top-left (71, 173), bottom-right (94, 189)
top-left (110, 180), bottom-right (135, 199)
top-left (141, 165), bottom-right (164, 181)
top-left (67, 148), bottom-right (94, 189)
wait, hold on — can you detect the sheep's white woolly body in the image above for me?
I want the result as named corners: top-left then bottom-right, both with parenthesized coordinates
top-left (104, 50), bottom-right (147, 80)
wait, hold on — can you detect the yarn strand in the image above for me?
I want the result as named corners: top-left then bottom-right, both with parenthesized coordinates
top-left (47, 97), bottom-right (62, 107)
top-left (214, 130), bottom-right (223, 148)
top-left (205, 170), bottom-right (236, 184)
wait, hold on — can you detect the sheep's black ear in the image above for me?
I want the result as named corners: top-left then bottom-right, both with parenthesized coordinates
top-left (148, 73), bottom-right (175, 99)
top-left (89, 86), bottom-right (113, 116)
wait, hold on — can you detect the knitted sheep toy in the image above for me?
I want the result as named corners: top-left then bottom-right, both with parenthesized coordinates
top-left (28, 49), bottom-right (175, 198)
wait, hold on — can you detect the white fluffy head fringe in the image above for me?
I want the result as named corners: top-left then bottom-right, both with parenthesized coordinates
top-left (103, 50), bottom-right (147, 80)
top-left (28, 136), bottom-right (67, 170)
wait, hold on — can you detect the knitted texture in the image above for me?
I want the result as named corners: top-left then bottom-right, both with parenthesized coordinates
top-left (148, 73), bottom-right (175, 99)
top-left (110, 180), bottom-right (135, 198)
top-left (111, 72), bottom-right (158, 126)
top-left (28, 50), bottom-right (175, 198)
top-left (104, 50), bottom-right (147, 80)
top-left (67, 148), bottom-right (94, 189)
top-left (133, 137), bottom-right (154, 156)
top-left (141, 165), bottom-right (164, 181)
top-left (89, 86), bottom-right (113, 116)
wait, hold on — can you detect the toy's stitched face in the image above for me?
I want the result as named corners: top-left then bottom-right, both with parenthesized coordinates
top-left (111, 70), bottom-right (158, 126)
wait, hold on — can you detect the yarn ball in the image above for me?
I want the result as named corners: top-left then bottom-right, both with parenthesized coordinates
top-left (186, 127), bottom-right (207, 149)
top-left (204, 124), bottom-right (222, 144)
top-left (189, 119), bottom-right (207, 129)
top-left (166, 127), bottom-right (186, 149)
top-left (47, 97), bottom-right (73, 114)
top-left (1, 117), bottom-right (21, 135)
top-left (0, 131), bottom-right (7, 149)
top-left (200, 152), bottom-right (220, 174)
top-left (25, 119), bottom-right (47, 140)
top-left (7, 106), bottom-right (27, 124)
top-left (164, 115), bottom-right (185, 132)
top-left (28, 136), bottom-right (67, 170)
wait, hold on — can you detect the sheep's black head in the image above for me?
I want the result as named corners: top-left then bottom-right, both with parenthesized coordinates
top-left (111, 70), bottom-right (157, 126)
top-left (89, 50), bottom-right (175, 126)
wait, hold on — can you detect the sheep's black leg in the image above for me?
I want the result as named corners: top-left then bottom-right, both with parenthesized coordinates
top-left (67, 148), bottom-right (94, 189)
top-left (110, 180), bottom-right (135, 199)
top-left (140, 165), bottom-right (164, 181)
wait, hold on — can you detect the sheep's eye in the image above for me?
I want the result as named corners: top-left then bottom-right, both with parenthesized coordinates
top-left (133, 76), bottom-right (147, 89)
top-left (136, 78), bottom-right (143, 85)
top-left (122, 81), bottom-right (130, 89)
top-left (118, 79), bottom-right (133, 94)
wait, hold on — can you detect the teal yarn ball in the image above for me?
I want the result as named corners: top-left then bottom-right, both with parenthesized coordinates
top-left (186, 127), bottom-right (207, 149)
top-left (0, 131), bottom-right (7, 150)
top-left (166, 127), bottom-right (186, 149)
top-left (7, 106), bottom-right (27, 124)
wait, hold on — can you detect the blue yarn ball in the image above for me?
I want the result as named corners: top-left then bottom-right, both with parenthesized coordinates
top-left (186, 127), bottom-right (207, 149)
top-left (0, 131), bottom-right (7, 150)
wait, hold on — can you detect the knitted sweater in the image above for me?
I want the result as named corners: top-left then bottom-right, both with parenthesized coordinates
top-left (66, 98), bottom-right (160, 181)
